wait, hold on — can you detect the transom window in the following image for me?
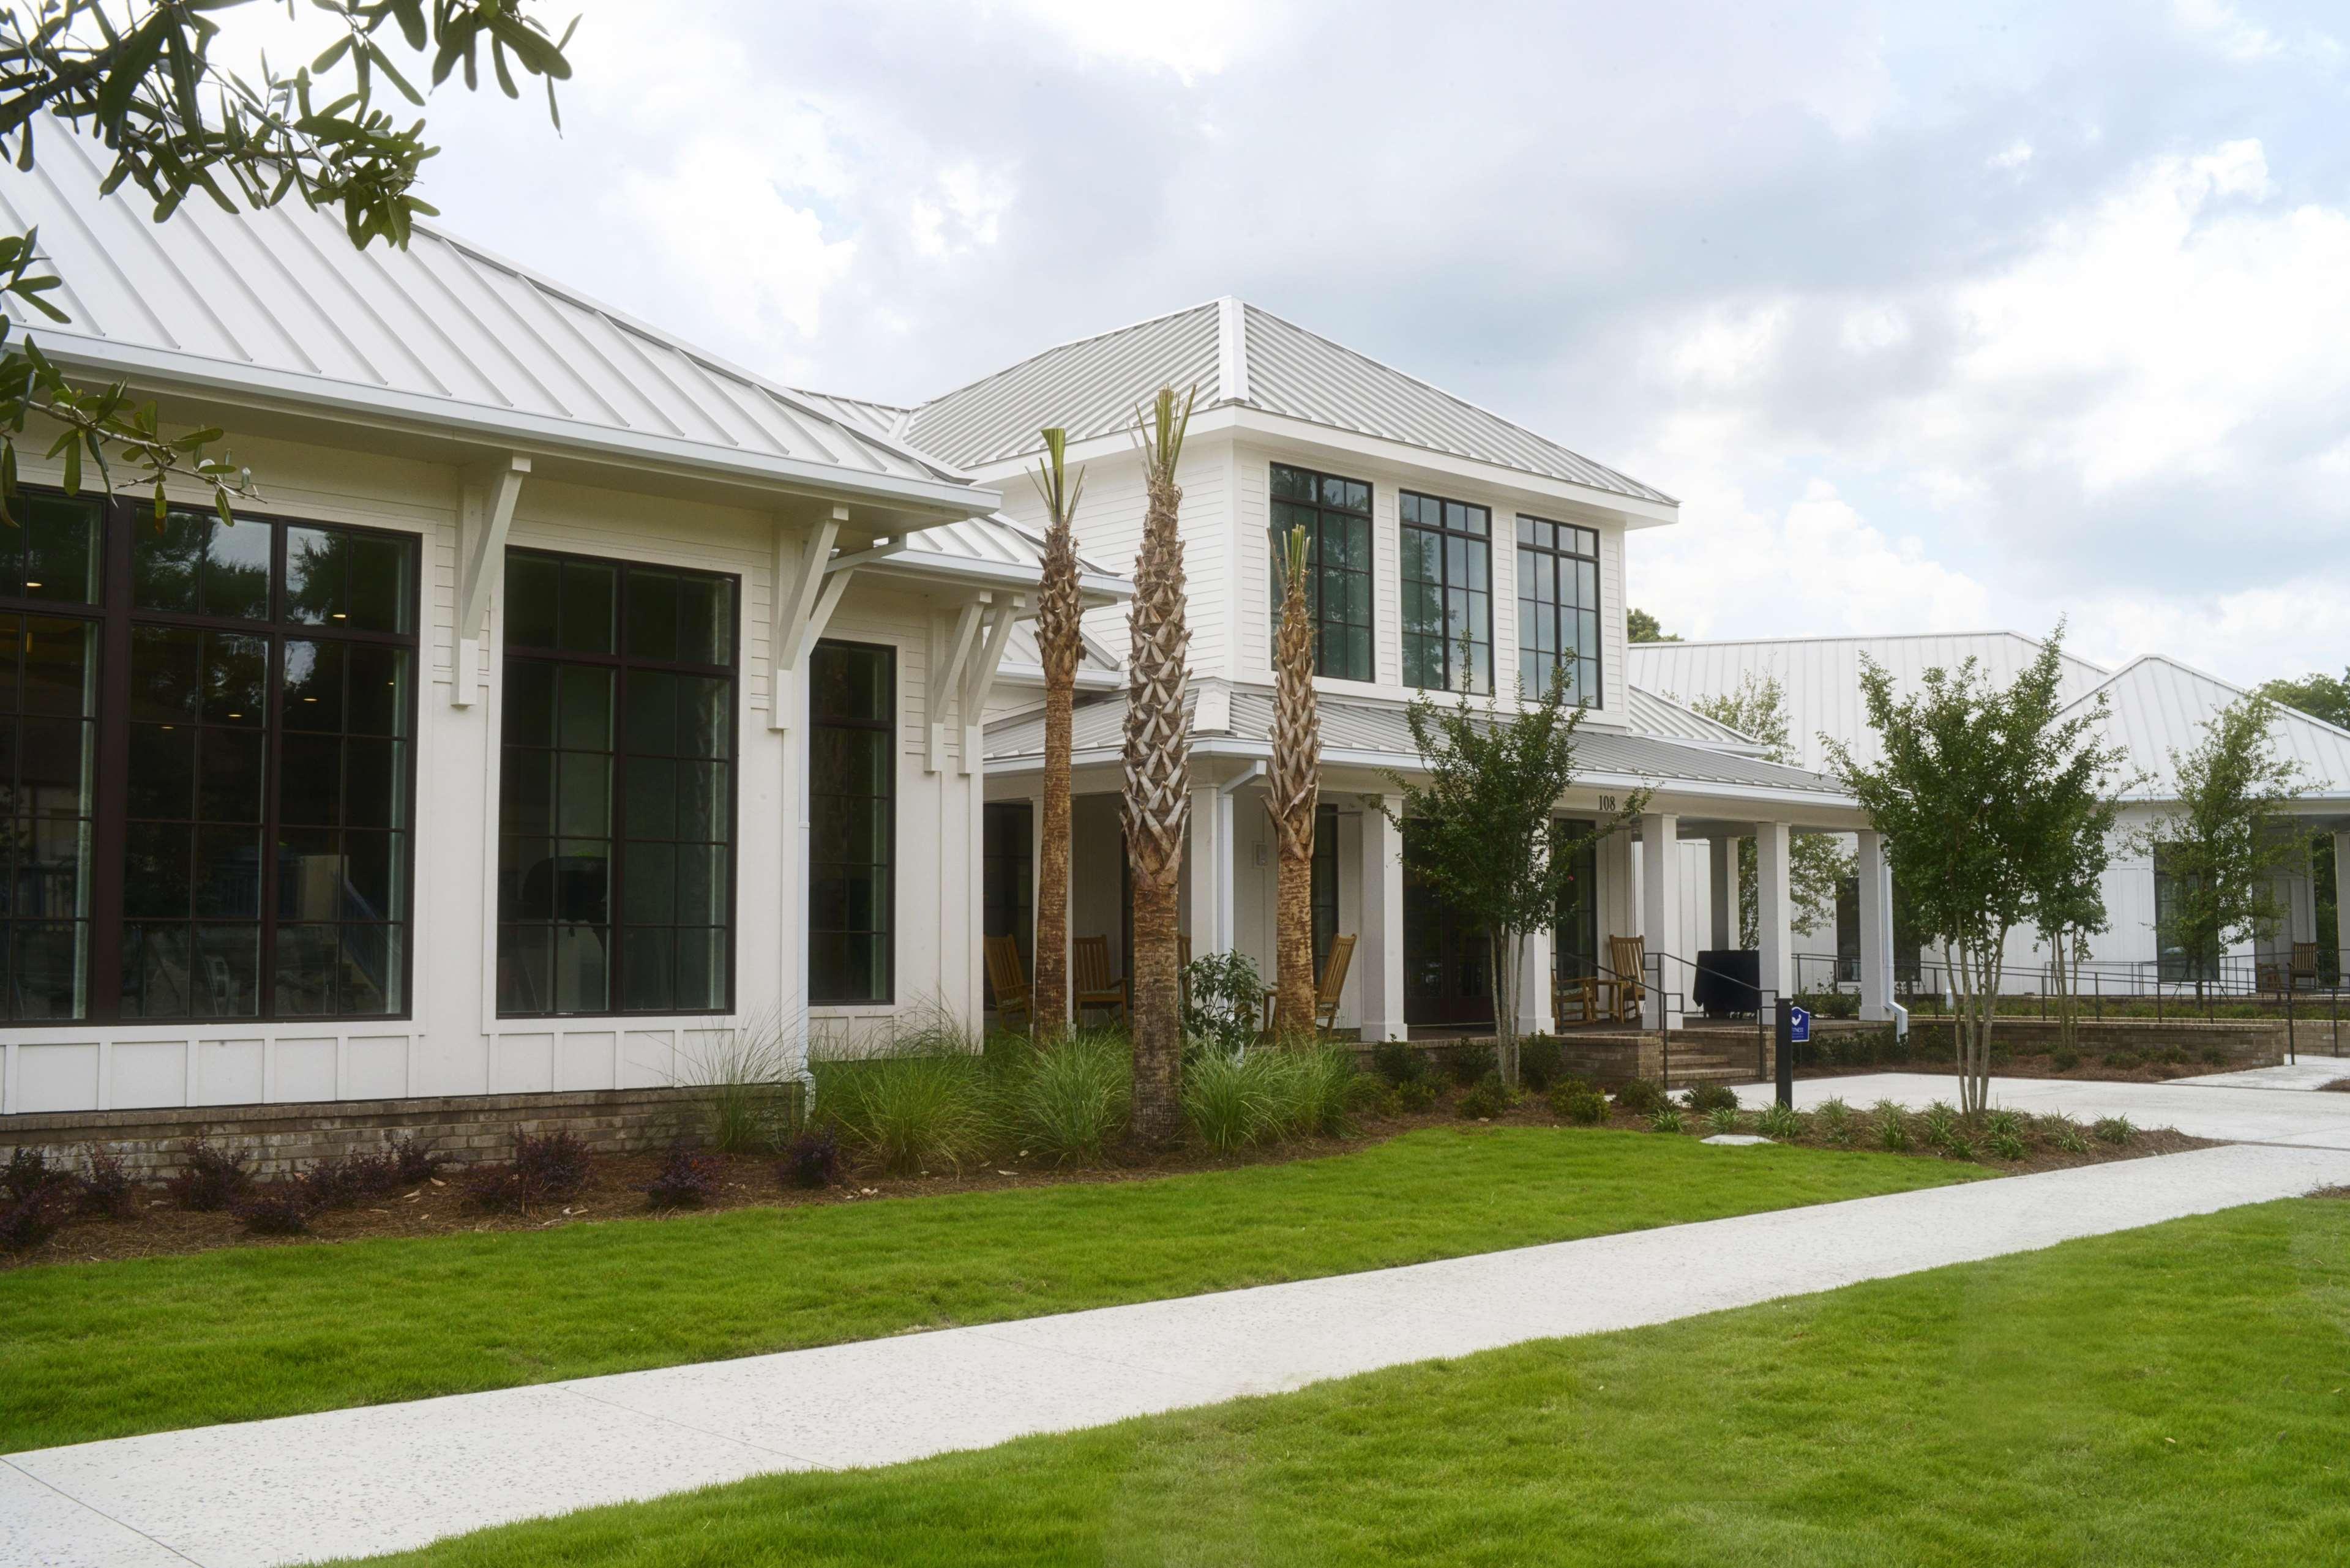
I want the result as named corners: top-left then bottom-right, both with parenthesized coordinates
top-left (808, 640), bottom-right (895, 1005)
top-left (0, 491), bottom-right (421, 1023)
top-left (1270, 463), bottom-right (1374, 682)
top-left (1517, 516), bottom-right (1601, 707)
top-left (1400, 491), bottom-right (1492, 695)
top-left (496, 550), bottom-right (737, 1017)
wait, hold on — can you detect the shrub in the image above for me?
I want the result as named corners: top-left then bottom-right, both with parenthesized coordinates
top-left (2104, 1050), bottom-right (2144, 1072)
top-left (1612, 1078), bottom-right (1667, 1117)
top-left (1393, 1076), bottom-right (1442, 1113)
top-left (1443, 1044), bottom-right (1497, 1087)
top-left (388, 1133), bottom-right (446, 1186)
top-left (782, 1125), bottom-right (842, 1189)
top-left (997, 1031), bottom-right (1129, 1162)
top-left (0, 1180), bottom-right (77, 1252)
top-left (1796, 989), bottom-right (1860, 1020)
top-left (1457, 1071), bottom-right (1519, 1121)
top-left (679, 1021), bottom-right (799, 1155)
top-left (237, 1184), bottom-right (316, 1236)
top-left (1184, 949), bottom-right (1270, 1053)
top-left (1183, 1048), bottom-right (1278, 1153)
top-left (466, 1128), bottom-right (593, 1213)
top-left (646, 1144), bottom-right (724, 1209)
top-left (1647, 1105), bottom-right (1687, 1134)
top-left (2093, 1114), bottom-right (2136, 1146)
top-left (1370, 1040), bottom-right (1431, 1086)
top-left (302, 1148), bottom-right (404, 1212)
top-left (1550, 1083), bottom-right (1607, 1124)
top-left (2053, 1119), bottom-right (2090, 1155)
top-left (1756, 1102), bottom-right (1805, 1140)
top-left (4, 1146), bottom-right (56, 1201)
top-left (168, 1140), bottom-right (252, 1212)
top-left (2049, 1048), bottom-right (2081, 1073)
top-left (1874, 1103), bottom-right (1911, 1152)
top-left (812, 1040), bottom-right (994, 1175)
top-left (1343, 1071), bottom-right (1393, 1116)
top-left (1987, 1131), bottom-right (2028, 1161)
top-left (2198, 1045), bottom-right (2229, 1066)
top-left (77, 1146), bottom-right (137, 1219)
top-left (1704, 1105), bottom-right (1743, 1136)
top-left (1940, 1134), bottom-right (1978, 1162)
top-left (1517, 1036), bottom-right (1565, 1091)
top-left (1683, 1082), bottom-right (1738, 1114)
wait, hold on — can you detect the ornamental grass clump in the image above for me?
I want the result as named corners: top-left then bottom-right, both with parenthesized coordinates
top-left (679, 1019), bottom-right (800, 1156)
top-left (996, 1029), bottom-right (1131, 1163)
top-left (1705, 1105), bottom-right (1743, 1137)
top-left (167, 1140), bottom-right (252, 1212)
top-left (1756, 1102), bottom-right (1805, 1140)
top-left (811, 1027), bottom-right (995, 1176)
top-left (1182, 1048), bottom-right (1277, 1154)
top-left (2094, 1114), bottom-right (2137, 1146)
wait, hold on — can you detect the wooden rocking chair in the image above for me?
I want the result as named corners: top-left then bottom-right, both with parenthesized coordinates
top-left (1072, 935), bottom-right (1129, 1025)
top-left (1597, 935), bottom-right (1648, 1023)
top-left (983, 935), bottom-right (1031, 1030)
top-left (1262, 933), bottom-right (1358, 1038)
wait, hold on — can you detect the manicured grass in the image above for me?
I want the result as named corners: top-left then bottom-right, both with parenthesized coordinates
top-left (0, 1128), bottom-right (1976, 1452)
top-left (351, 1197), bottom-right (2350, 1567)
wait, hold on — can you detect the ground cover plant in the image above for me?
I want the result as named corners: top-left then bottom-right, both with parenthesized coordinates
top-left (343, 1197), bottom-right (2350, 1567)
top-left (0, 1128), bottom-right (1981, 1452)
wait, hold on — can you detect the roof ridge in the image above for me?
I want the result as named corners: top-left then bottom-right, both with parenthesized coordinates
top-left (1626, 628), bottom-right (2108, 666)
top-left (1237, 301), bottom-right (1674, 506)
top-left (912, 297), bottom-right (1223, 415)
top-left (2068, 653), bottom-right (2350, 747)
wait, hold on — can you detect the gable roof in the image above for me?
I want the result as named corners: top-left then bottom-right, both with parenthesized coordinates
top-left (902, 298), bottom-right (1672, 506)
top-left (1626, 631), bottom-right (2112, 771)
top-left (2064, 655), bottom-right (2350, 799)
top-left (1625, 684), bottom-right (1769, 753)
top-left (0, 131), bottom-right (981, 513)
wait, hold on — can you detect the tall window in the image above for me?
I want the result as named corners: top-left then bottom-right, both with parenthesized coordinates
top-left (1400, 491), bottom-right (1492, 694)
top-left (1270, 463), bottom-right (1374, 682)
top-left (981, 801), bottom-right (1031, 1004)
top-left (2152, 847), bottom-right (2219, 985)
top-left (1553, 818), bottom-right (1598, 985)
top-left (1517, 516), bottom-right (1600, 706)
top-left (809, 640), bottom-right (894, 1004)
top-left (498, 551), bottom-right (736, 1017)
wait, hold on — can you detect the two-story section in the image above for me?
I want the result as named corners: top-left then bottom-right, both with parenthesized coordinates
top-left (909, 299), bottom-right (1896, 1040)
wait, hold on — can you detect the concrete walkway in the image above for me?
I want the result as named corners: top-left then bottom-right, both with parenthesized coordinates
top-left (2172, 1060), bottom-right (2350, 1091)
top-left (1736, 1070), bottom-right (2350, 1148)
top-left (9, 1139), bottom-right (2350, 1568)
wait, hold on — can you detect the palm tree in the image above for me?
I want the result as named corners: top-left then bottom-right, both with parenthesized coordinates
top-left (1267, 525), bottom-right (1320, 1036)
top-left (1123, 384), bottom-right (1196, 1145)
top-left (1028, 427), bottom-right (1085, 1041)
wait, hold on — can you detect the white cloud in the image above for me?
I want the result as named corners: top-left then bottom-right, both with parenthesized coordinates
top-left (995, 0), bottom-right (1268, 81)
top-left (911, 163), bottom-right (1016, 258)
top-left (2173, 0), bottom-right (2286, 61)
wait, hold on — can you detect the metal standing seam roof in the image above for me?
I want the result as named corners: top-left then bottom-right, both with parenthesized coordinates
top-left (1626, 631), bottom-right (2114, 772)
top-left (0, 131), bottom-right (976, 504)
top-left (2064, 655), bottom-right (2350, 800)
top-left (901, 297), bottom-right (1674, 507)
top-left (983, 686), bottom-right (1850, 797)
top-left (1625, 685), bottom-right (1767, 752)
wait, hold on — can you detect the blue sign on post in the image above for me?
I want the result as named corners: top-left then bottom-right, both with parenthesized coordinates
top-left (1787, 1005), bottom-right (1811, 1045)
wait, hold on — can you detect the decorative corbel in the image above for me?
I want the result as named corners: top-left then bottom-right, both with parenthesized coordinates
top-left (959, 594), bottom-right (1023, 775)
top-left (450, 452), bottom-right (530, 707)
top-left (769, 504), bottom-right (849, 733)
top-left (925, 597), bottom-right (986, 772)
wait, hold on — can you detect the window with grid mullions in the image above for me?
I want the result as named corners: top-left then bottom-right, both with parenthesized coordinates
top-left (1399, 491), bottom-right (1492, 695)
top-left (1269, 463), bottom-right (1374, 682)
top-left (1517, 516), bottom-right (1601, 707)
top-left (808, 640), bottom-right (895, 1006)
top-left (496, 550), bottom-right (737, 1018)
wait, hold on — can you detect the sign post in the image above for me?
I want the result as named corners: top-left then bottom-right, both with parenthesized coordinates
top-left (1775, 1000), bottom-right (1807, 1111)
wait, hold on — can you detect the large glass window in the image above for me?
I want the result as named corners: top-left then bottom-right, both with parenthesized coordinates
top-left (498, 551), bottom-right (736, 1017)
top-left (809, 641), bottom-right (895, 1004)
top-left (1400, 491), bottom-right (1492, 694)
top-left (981, 801), bottom-right (1031, 1006)
top-left (1517, 516), bottom-right (1600, 706)
top-left (1270, 463), bottom-right (1374, 682)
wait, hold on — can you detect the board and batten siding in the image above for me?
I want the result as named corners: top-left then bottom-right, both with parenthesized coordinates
top-left (0, 436), bottom-right (989, 1118)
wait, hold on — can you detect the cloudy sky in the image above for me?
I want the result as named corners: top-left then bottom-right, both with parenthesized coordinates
top-left (235, 0), bottom-right (2348, 684)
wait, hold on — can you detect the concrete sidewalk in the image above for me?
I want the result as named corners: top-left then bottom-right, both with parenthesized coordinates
top-left (9, 1140), bottom-right (2348, 1568)
top-left (1736, 1070), bottom-right (2350, 1148)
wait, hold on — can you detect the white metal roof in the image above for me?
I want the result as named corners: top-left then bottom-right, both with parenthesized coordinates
top-left (0, 130), bottom-right (982, 513)
top-left (886, 511), bottom-right (1129, 602)
top-left (1625, 685), bottom-right (1768, 753)
top-left (2065, 655), bottom-right (2350, 800)
top-left (1626, 631), bottom-right (2112, 771)
top-left (902, 297), bottom-right (1672, 506)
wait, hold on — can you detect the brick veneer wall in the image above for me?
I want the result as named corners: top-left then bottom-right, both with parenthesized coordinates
top-left (0, 1084), bottom-right (801, 1180)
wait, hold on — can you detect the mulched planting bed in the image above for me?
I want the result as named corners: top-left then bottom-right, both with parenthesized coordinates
top-left (1798, 1047), bottom-right (2268, 1085)
top-left (2, 1080), bottom-right (2207, 1272)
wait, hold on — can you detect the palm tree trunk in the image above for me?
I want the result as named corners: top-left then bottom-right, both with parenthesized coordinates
top-left (1267, 525), bottom-right (1320, 1036)
top-left (1274, 845), bottom-right (1313, 1034)
top-left (1035, 682), bottom-right (1072, 1037)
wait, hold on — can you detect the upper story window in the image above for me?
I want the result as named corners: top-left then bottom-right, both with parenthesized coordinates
top-left (1399, 491), bottom-right (1492, 695)
top-left (1270, 463), bottom-right (1374, 682)
top-left (496, 550), bottom-right (738, 1018)
top-left (1517, 516), bottom-right (1600, 707)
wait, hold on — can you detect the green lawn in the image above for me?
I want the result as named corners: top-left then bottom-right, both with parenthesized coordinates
top-left (0, 1128), bottom-right (1976, 1452)
top-left (349, 1196), bottom-right (2350, 1567)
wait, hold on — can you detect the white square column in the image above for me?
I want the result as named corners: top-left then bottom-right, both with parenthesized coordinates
top-left (1637, 812), bottom-right (1682, 1028)
top-left (1753, 819), bottom-right (1794, 1003)
top-left (1358, 797), bottom-right (1407, 1042)
top-left (1185, 783), bottom-right (1229, 955)
top-left (1708, 835), bottom-right (1738, 951)
top-left (1857, 827), bottom-right (1894, 1021)
top-left (1518, 925), bottom-right (1552, 1036)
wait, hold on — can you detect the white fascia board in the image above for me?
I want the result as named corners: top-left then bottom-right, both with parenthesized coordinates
top-left (993, 660), bottom-right (1123, 691)
top-left (861, 549), bottom-right (1131, 604)
top-left (36, 332), bottom-right (1000, 520)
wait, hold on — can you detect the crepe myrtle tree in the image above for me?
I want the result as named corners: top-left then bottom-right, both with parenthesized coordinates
top-left (2138, 695), bottom-right (2307, 999)
top-left (0, 0), bottom-right (575, 526)
top-left (1827, 630), bottom-right (2127, 1114)
top-left (1379, 662), bottom-right (1644, 1088)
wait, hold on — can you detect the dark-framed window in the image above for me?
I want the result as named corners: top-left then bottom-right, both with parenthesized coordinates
top-left (497, 550), bottom-right (737, 1017)
top-left (1310, 804), bottom-right (1338, 974)
top-left (1517, 516), bottom-right (1600, 707)
top-left (1400, 491), bottom-right (1492, 695)
top-left (0, 492), bottom-right (422, 1023)
top-left (1270, 463), bottom-right (1374, 682)
top-left (809, 640), bottom-right (895, 1005)
top-left (981, 801), bottom-right (1031, 1005)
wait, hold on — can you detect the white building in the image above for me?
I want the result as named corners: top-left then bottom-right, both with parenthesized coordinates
top-left (1629, 633), bottom-right (2350, 995)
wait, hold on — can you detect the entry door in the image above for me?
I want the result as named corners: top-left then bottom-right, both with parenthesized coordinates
top-left (1403, 823), bottom-right (1492, 1027)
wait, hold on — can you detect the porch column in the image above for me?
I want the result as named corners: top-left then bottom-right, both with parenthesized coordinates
top-left (1638, 812), bottom-right (1682, 1028)
top-left (1857, 827), bottom-right (1893, 1021)
top-left (1358, 797), bottom-right (1407, 1042)
top-left (1186, 783), bottom-right (1229, 955)
top-left (1753, 820), bottom-right (1794, 1003)
top-left (1519, 925), bottom-right (1552, 1036)
top-left (1708, 835), bottom-right (1737, 951)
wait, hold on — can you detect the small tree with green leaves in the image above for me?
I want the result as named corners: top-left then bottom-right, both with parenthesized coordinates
top-left (2139, 695), bottom-right (2307, 998)
top-left (1826, 632), bottom-right (2126, 1113)
top-left (1685, 672), bottom-right (1851, 946)
top-left (1379, 673), bottom-right (1643, 1086)
top-left (1628, 607), bottom-right (1678, 644)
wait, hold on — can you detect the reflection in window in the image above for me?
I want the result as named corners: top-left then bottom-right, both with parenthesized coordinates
top-left (1270, 463), bottom-right (1375, 682)
top-left (1400, 491), bottom-right (1492, 694)
top-left (809, 640), bottom-right (894, 1005)
top-left (1517, 517), bottom-right (1601, 707)
top-left (1, 605), bottom-right (98, 1019)
top-left (497, 551), bottom-right (735, 1017)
